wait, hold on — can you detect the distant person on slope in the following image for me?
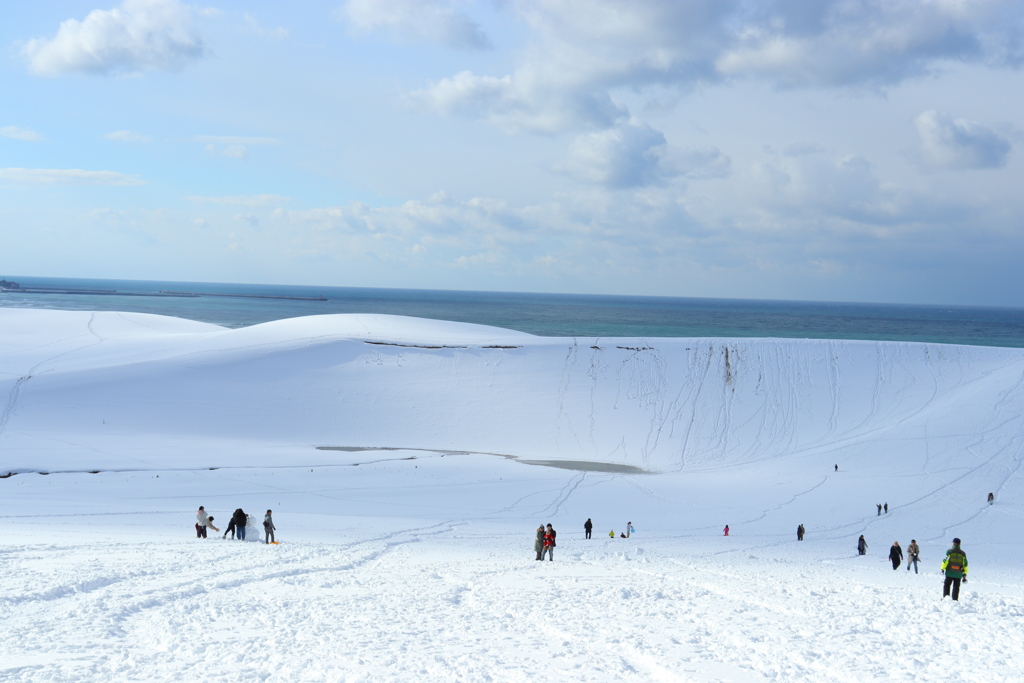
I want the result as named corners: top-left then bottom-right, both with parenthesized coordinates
top-left (723, 525), bottom-right (730, 537)
top-left (835, 464), bottom-right (838, 472)
top-left (264, 510), bottom-right (276, 544)
top-left (624, 522), bottom-right (634, 538)
top-left (877, 504), bottom-right (882, 516)
top-left (231, 508), bottom-right (248, 541)
top-left (988, 492), bottom-right (995, 505)
top-left (196, 506), bottom-right (209, 538)
top-left (889, 541), bottom-right (903, 570)
top-left (884, 503), bottom-right (888, 514)
top-left (797, 524), bottom-right (805, 541)
top-left (941, 538), bottom-right (968, 601)
top-left (534, 525), bottom-right (545, 560)
top-left (584, 518), bottom-right (593, 539)
top-left (857, 535), bottom-right (867, 555)
top-left (907, 539), bottom-right (920, 574)
top-left (609, 529), bottom-right (616, 538)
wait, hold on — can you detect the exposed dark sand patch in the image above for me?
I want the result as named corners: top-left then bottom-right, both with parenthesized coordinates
top-left (516, 459), bottom-right (647, 474)
top-left (315, 446), bottom-right (649, 474)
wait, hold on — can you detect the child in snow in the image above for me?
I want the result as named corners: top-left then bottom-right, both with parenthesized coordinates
top-left (723, 525), bottom-right (730, 536)
top-left (857, 535), bottom-right (867, 555)
top-left (201, 516), bottom-right (220, 535)
top-left (625, 522), bottom-right (634, 538)
top-left (988, 492), bottom-right (995, 505)
top-left (609, 530), bottom-right (616, 538)
top-left (264, 510), bottom-right (276, 544)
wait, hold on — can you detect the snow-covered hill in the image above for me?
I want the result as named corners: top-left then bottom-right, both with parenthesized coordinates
top-left (2, 308), bottom-right (1023, 681)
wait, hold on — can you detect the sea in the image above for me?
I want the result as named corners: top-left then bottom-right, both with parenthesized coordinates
top-left (2, 275), bottom-right (1024, 348)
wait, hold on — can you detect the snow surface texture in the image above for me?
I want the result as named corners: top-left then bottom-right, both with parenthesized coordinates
top-left (2, 309), bottom-right (1024, 681)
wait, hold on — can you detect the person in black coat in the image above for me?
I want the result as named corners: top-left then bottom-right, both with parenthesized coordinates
top-left (889, 541), bottom-right (903, 570)
top-left (857, 535), bottom-right (868, 555)
top-left (797, 524), bottom-right (805, 541)
top-left (231, 508), bottom-right (248, 541)
top-left (584, 518), bottom-right (593, 539)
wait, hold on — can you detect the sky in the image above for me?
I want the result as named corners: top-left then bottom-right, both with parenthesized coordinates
top-left (1, 0), bottom-right (1023, 306)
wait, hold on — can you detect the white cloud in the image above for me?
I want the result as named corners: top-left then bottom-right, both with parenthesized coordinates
top-left (414, 0), bottom-right (1024, 134)
top-left (556, 121), bottom-right (730, 188)
top-left (195, 135), bottom-right (280, 160)
top-left (186, 194), bottom-right (291, 206)
top-left (234, 213), bottom-right (260, 228)
top-left (0, 168), bottom-right (144, 185)
top-left (193, 135), bottom-right (281, 145)
top-left (343, 0), bottom-right (490, 50)
top-left (243, 12), bottom-right (290, 40)
top-left (914, 110), bottom-right (1012, 170)
top-left (22, 0), bottom-right (203, 76)
top-left (1, 126), bottom-right (44, 141)
top-left (105, 130), bottom-right (153, 142)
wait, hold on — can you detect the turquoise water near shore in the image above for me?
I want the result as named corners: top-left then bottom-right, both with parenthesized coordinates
top-left (3, 275), bottom-right (1024, 348)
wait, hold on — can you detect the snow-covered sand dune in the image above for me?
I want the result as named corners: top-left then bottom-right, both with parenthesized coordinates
top-left (2, 309), bottom-right (1024, 681)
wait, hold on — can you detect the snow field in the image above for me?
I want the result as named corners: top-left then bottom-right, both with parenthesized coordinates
top-left (3, 309), bottom-right (1024, 681)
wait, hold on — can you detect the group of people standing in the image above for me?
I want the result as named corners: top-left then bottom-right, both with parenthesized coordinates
top-left (195, 506), bottom-right (277, 544)
top-left (534, 524), bottom-right (556, 560)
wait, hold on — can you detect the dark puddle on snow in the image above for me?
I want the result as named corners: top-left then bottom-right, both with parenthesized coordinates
top-left (314, 446), bottom-right (648, 474)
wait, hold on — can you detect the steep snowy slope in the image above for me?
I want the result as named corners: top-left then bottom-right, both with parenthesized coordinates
top-left (2, 308), bottom-right (1023, 478)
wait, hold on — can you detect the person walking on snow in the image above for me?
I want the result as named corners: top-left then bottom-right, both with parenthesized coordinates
top-left (884, 502), bottom-right (888, 513)
top-left (797, 524), bottom-right (805, 541)
top-left (263, 510), bottom-right (276, 544)
top-left (584, 518), bottom-right (593, 539)
top-left (541, 524), bottom-right (556, 561)
top-left (941, 538), bottom-right (968, 601)
top-left (534, 526), bottom-right (545, 560)
top-left (196, 506), bottom-right (209, 538)
top-left (723, 525), bottom-right (730, 536)
top-left (988, 492), bottom-right (995, 505)
top-left (857, 535), bottom-right (868, 555)
top-left (889, 541), bottom-right (903, 570)
top-left (835, 464), bottom-right (838, 472)
top-left (624, 522), bottom-right (634, 538)
top-left (877, 504), bottom-right (882, 516)
top-left (907, 539), bottom-right (920, 574)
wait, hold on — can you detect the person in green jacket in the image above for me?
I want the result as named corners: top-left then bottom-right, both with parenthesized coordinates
top-left (941, 538), bottom-right (968, 601)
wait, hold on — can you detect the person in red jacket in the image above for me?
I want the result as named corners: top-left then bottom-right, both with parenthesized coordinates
top-left (541, 524), bottom-right (556, 561)
top-left (723, 525), bottom-right (730, 536)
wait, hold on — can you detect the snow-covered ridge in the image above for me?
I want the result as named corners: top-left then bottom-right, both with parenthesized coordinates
top-left (3, 308), bottom-right (1023, 478)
